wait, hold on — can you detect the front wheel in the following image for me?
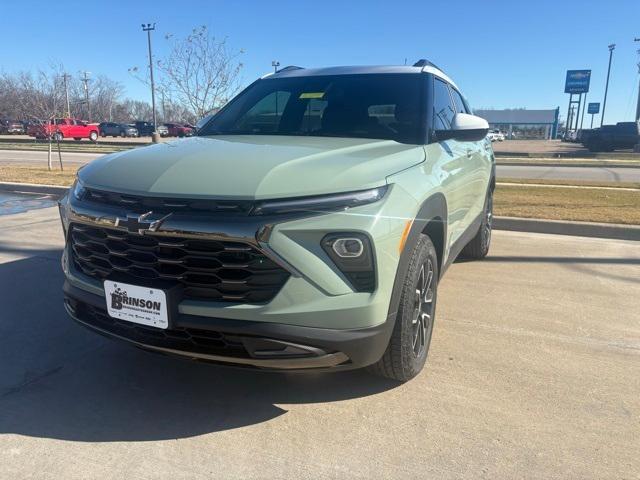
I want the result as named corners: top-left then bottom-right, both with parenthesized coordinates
top-left (89, 131), bottom-right (98, 143)
top-left (462, 188), bottom-right (493, 259)
top-left (369, 234), bottom-right (438, 382)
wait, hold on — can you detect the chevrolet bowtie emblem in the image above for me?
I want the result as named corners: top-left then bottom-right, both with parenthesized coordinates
top-left (115, 211), bottom-right (172, 234)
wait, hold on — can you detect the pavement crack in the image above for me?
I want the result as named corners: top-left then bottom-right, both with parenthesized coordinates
top-left (1, 365), bottom-right (63, 399)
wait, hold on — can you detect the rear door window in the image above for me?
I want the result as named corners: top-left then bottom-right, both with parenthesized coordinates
top-left (449, 88), bottom-right (469, 114)
top-left (433, 78), bottom-right (455, 131)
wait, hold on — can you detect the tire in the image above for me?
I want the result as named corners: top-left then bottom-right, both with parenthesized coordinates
top-left (53, 132), bottom-right (63, 142)
top-left (368, 234), bottom-right (438, 382)
top-left (462, 188), bottom-right (493, 259)
top-left (120, 130), bottom-right (126, 138)
top-left (89, 131), bottom-right (98, 143)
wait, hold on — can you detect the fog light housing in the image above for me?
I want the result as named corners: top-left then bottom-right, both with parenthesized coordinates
top-left (322, 233), bottom-right (376, 292)
top-left (332, 238), bottom-right (364, 258)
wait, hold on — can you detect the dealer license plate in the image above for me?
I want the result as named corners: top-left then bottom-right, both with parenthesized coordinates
top-left (104, 280), bottom-right (169, 329)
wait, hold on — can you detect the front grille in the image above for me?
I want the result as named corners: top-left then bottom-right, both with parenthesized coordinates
top-left (83, 188), bottom-right (255, 215)
top-left (69, 223), bottom-right (290, 303)
top-left (74, 301), bottom-right (250, 358)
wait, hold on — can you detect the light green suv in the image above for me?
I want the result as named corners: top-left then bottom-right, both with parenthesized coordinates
top-left (59, 60), bottom-right (494, 382)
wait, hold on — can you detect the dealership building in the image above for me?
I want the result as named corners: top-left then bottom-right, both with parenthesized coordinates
top-left (474, 108), bottom-right (560, 140)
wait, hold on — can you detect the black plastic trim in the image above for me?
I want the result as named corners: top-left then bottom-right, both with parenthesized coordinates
top-left (63, 281), bottom-right (395, 371)
top-left (385, 193), bottom-right (447, 326)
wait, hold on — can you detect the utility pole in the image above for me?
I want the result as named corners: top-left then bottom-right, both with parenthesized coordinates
top-left (580, 91), bottom-right (587, 131)
top-left (62, 73), bottom-right (72, 117)
top-left (601, 44), bottom-right (615, 127)
top-left (635, 38), bottom-right (640, 122)
top-left (142, 23), bottom-right (159, 142)
top-left (80, 71), bottom-right (92, 122)
top-left (271, 60), bottom-right (280, 73)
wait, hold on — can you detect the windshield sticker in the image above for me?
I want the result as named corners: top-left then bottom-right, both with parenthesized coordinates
top-left (299, 92), bottom-right (325, 99)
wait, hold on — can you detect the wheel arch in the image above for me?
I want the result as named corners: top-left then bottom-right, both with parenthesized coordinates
top-left (386, 192), bottom-right (448, 322)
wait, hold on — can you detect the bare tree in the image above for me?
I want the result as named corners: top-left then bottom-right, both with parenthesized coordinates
top-left (12, 68), bottom-right (67, 170)
top-left (156, 26), bottom-right (244, 119)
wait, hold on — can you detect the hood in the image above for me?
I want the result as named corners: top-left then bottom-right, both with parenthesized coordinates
top-left (79, 135), bottom-right (425, 200)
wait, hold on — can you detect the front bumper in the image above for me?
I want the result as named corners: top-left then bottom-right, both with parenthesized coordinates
top-left (64, 280), bottom-right (394, 370)
top-left (59, 182), bottom-right (419, 369)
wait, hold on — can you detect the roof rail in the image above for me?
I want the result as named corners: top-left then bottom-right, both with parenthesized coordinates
top-left (276, 65), bottom-right (304, 73)
top-left (413, 59), bottom-right (443, 71)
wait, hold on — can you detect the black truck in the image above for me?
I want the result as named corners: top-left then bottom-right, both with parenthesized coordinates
top-left (581, 122), bottom-right (639, 152)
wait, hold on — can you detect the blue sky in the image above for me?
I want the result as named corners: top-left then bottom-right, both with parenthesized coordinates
top-left (1, 0), bottom-right (639, 124)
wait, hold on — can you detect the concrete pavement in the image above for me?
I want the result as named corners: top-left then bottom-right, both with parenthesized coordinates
top-left (0, 205), bottom-right (638, 479)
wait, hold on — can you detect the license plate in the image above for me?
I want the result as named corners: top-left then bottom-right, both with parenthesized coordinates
top-left (104, 280), bottom-right (168, 329)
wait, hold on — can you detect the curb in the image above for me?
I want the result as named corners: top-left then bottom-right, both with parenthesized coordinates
top-left (494, 216), bottom-right (640, 241)
top-left (0, 181), bottom-right (69, 196)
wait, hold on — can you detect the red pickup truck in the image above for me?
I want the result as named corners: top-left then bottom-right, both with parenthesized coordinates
top-left (162, 123), bottom-right (194, 137)
top-left (28, 118), bottom-right (99, 142)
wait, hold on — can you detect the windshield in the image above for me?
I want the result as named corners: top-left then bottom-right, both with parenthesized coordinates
top-left (199, 74), bottom-right (425, 144)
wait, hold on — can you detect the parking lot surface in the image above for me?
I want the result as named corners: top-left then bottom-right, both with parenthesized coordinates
top-left (0, 205), bottom-right (639, 479)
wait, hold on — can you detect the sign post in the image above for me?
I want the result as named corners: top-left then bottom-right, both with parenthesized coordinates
top-left (587, 102), bottom-right (600, 129)
top-left (564, 70), bottom-right (591, 136)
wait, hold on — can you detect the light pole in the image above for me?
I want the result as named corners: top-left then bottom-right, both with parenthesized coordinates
top-left (80, 71), bottom-right (92, 122)
top-left (601, 44), bottom-right (615, 127)
top-left (635, 38), bottom-right (640, 122)
top-left (142, 23), bottom-right (159, 142)
top-left (271, 60), bottom-right (280, 73)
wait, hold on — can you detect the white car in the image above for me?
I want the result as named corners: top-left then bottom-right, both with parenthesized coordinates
top-left (487, 130), bottom-right (504, 142)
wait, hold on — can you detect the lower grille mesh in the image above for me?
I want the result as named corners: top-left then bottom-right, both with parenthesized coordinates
top-left (69, 223), bottom-right (290, 303)
top-left (74, 301), bottom-right (250, 358)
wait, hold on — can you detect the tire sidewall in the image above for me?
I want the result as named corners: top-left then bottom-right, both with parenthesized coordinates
top-left (397, 236), bottom-right (439, 379)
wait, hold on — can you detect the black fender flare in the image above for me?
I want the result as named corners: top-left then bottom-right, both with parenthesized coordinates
top-left (385, 193), bottom-right (448, 323)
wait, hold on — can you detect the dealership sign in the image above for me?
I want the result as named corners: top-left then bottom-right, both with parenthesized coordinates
top-left (587, 102), bottom-right (600, 114)
top-left (564, 70), bottom-right (591, 94)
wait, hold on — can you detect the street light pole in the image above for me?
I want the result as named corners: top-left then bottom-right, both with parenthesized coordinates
top-left (635, 38), bottom-right (640, 122)
top-left (142, 23), bottom-right (159, 142)
top-left (601, 44), bottom-right (615, 127)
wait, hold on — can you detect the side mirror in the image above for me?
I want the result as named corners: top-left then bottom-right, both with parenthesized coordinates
top-left (436, 113), bottom-right (489, 142)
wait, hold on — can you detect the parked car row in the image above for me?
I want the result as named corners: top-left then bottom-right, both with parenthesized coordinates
top-left (2, 117), bottom-right (196, 141)
top-left (486, 129), bottom-right (505, 142)
top-left (0, 119), bottom-right (26, 134)
top-left (98, 121), bottom-right (194, 138)
top-left (580, 122), bottom-right (640, 152)
top-left (98, 122), bottom-right (188, 138)
top-left (27, 118), bottom-right (99, 142)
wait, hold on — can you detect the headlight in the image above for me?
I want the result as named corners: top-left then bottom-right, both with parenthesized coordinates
top-left (251, 186), bottom-right (388, 216)
top-left (71, 178), bottom-right (86, 200)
